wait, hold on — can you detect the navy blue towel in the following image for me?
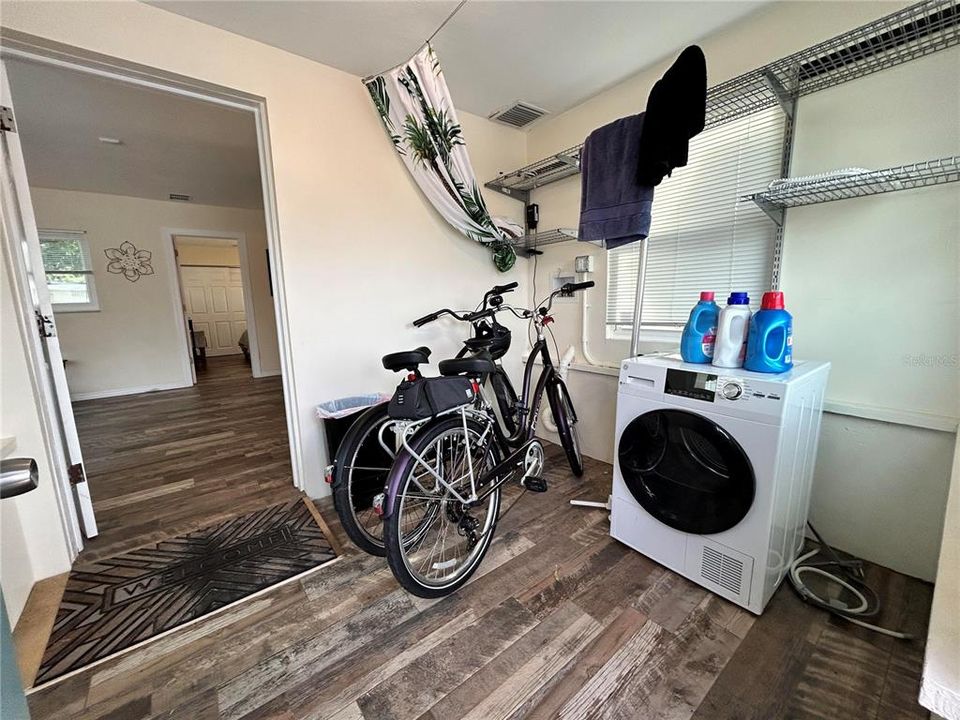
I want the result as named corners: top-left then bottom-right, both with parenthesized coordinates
top-left (578, 113), bottom-right (654, 250)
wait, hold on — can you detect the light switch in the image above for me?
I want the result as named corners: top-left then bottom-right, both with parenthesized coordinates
top-left (575, 255), bottom-right (595, 273)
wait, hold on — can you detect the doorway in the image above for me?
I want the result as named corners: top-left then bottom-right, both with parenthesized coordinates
top-left (0, 50), bottom-right (303, 560)
top-left (172, 233), bottom-right (262, 383)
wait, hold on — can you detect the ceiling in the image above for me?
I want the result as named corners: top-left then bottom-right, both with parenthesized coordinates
top-left (148, 0), bottom-right (766, 120)
top-left (7, 60), bottom-right (263, 209)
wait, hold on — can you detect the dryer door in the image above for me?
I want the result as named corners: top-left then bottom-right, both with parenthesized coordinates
top-left (618, 409), bottom-right (755, 534)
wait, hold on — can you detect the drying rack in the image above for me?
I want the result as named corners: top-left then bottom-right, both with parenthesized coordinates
top-left (486, 0), bottom-right (960, 254)
top-left (744, 156), bottom-right (960, 226)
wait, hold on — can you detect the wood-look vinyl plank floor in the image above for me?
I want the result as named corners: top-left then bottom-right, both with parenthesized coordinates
top-left (20, 370), bottom-right (934, 719)
top-left (72, 355), bottom-right (298, 563)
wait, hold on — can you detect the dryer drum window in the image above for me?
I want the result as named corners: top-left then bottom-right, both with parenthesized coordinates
top-left (618, 409), bottom-right (755, 534)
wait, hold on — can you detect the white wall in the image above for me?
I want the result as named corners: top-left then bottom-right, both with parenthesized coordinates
top-left (523, 0), bottom-right (956, 580)
top-left (0, 260), bottom-right (72, 626)
top-left (1, 0), bottom-right (528, 507)
top-left (778, 47), bottom-right (959, 582)
top-left (30, 188), bottom-right (280, 398)
top-left (782, 47), bottom-right (960, 421)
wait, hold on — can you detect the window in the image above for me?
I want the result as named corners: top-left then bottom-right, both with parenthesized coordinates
top-left (606, 107), bottom-right (786, 336)
top-left (39, 230), bottom-right (99, 312)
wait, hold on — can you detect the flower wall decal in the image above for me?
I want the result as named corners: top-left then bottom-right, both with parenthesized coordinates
top-left (105, 241), bottom-right (154, 282)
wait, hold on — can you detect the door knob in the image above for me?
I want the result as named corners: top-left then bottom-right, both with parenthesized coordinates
top-left (0, 458), bottom-right (39, 499)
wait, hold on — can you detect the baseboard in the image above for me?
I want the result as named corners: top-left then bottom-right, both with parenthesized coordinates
top-left (255, 369), bottom-right (282, 378)
top-left (70, 381), bottom-right (190, 401)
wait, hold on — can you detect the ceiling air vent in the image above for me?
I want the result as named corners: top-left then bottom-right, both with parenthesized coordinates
top-left (169, 193), bottom-right (191, 202)
top-left (489, 101), bottom-right (548, 129)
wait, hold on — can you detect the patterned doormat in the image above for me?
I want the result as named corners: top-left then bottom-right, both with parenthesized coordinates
top-left (34, 498), bottom-right (338, 687)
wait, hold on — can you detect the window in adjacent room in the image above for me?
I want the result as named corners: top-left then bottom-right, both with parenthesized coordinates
top-left (39, 230), bottom-right (99, 312)
top-left (606, 106), bottom-right (786, 338)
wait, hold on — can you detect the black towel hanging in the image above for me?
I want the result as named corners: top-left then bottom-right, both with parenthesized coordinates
top-left (637, 45), bottom-right (708, 187)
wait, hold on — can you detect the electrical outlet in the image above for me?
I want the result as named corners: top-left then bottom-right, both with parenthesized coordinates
top-left (553, 274), bottom-right (576, 301)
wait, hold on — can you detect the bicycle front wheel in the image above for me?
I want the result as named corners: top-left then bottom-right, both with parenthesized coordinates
top-left (384, 415), bottom-right (502, 598)
top-left (548, 378), bottom-right (584, 477)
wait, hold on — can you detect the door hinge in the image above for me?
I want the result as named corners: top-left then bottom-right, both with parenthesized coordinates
top-left (36, 310), bottom-right (54, 338)
top-left (68, 463), bottom-right (86, 485)
top-left (0, 106), bottom-right (16, 134)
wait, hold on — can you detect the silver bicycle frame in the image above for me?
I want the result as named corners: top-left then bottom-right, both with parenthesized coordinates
top-left (399, 404), bottom-right (493, 504)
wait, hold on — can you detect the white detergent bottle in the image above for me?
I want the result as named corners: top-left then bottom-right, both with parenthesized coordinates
top-left (712, 292), bottom-right (752, 369)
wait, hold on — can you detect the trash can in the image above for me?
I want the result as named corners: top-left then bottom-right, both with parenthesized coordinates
top-left (316, 393), bottom-right (391, 462)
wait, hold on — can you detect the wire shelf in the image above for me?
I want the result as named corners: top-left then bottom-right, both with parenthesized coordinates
top-left (715, 0), bottom-right (960, 125)
top-left (485, 0), bottom-right (960, 199)
top-left (743, 155), bottom-right (960, 221)
top-left (486, 146), bottom-right (582, 197)
top-left (509, 227), bottom-right (580, 252)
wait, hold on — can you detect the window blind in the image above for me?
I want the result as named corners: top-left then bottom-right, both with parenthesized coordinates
top-left (39, 230), bottom-right (96, 307)
top-left (39, 230), bottom-right (92, 273)
top-left (607, 107), bottom-right (786, 328)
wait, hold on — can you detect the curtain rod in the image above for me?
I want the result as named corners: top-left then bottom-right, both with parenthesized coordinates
top-left (362, 0), bottom-right (468, 83)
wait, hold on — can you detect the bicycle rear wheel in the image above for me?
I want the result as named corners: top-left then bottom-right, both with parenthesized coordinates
top-left (332, 403), bottom-right (394, 556)
top-left (548, 378), bottom-right (584, 477)
top-left (384, 415), bottom-right (502, 598)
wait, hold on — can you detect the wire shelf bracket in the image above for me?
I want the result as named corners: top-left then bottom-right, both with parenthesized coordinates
top-left (753, 197), bottom-right (787, 227)
top-left (760, 68), bottom-right (797, 120)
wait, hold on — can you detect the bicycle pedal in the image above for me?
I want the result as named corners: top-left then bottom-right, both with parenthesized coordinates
top-left (522, 477), bottom-right (548, 493)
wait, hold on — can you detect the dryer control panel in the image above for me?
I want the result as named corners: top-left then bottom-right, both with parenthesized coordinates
top-left (716, 376), bottom-right (784, 409)
top-left (660, 368), bottom-right (785, 412)
top-left (664, 369), bottom-right (717, 402)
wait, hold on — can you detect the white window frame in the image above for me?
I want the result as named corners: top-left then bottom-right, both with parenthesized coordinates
top-left (607, 323), bottom-right (681, 342)
top-left (39, 229), bottom-right (100, 313)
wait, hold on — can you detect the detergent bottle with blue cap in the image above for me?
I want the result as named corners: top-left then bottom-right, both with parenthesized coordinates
top-left (680, 292), bottom-right (719, 364)
top-left (744, 291), bottom-right (793, 373)
top-left (712, 292), bottom-right (751, 369)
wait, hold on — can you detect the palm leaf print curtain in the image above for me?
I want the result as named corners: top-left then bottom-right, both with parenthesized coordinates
top-left (365, 44), bottom-right (516, 272)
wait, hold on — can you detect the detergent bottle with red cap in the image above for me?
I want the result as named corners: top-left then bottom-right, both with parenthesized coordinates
top-left (680, 292), bottom-right (720, 364)
top-left (744, 291), bottom-right (793, 373)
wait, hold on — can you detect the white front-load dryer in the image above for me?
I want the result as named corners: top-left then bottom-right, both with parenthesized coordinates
top-left (610, 354), bottom-right (829, 614)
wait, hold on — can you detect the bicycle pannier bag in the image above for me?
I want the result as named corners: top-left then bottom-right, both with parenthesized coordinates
top-left (387, 377), bottom-right (476, 420)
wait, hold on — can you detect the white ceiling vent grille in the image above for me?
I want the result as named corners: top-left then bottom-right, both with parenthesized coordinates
top-left (489, 101), bottom-right (548, 129)
top-left (700, 545), bottom-right (745, 596)
top-left (169, 193), bottom-right (192, 202)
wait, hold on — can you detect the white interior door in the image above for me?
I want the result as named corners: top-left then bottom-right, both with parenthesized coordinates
top-left (179, 265), bottom-right (247, 356)
top-left (0, 61), bottom-right (97, 538)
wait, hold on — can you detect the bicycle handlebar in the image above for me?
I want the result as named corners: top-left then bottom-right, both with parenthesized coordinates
top-left (414, 280), bottom-right (588, 327)
top-left (483, 281), bottom-right (517, 309)
top-left (414, 282), bottom-right (520, 327)
top-left (560, 281), bottom-right (595, 294)
top-left (412, 306), bottom-right (498, 327)
top-left (412, 310), bottom-right (443, 327)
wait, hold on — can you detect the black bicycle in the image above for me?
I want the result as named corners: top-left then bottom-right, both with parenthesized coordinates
top-left (380, 281), bottom-right (593, 597)
top-left (329, 283), bottom-right (522, 556)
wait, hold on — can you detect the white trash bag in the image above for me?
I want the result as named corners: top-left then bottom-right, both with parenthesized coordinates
top-left (315, 393), bottom-right (391, 420)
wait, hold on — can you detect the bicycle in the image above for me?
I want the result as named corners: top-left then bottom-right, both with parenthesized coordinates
top-left (379, 281), bottom-right (594, 597)
top-left (329, 283), bottom-right (521, 556)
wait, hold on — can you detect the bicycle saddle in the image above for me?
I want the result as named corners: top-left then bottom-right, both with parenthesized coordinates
top-left (382, 346), bottom-right (431, 372)
top-left (438, 355), bottom-right (496, 377)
